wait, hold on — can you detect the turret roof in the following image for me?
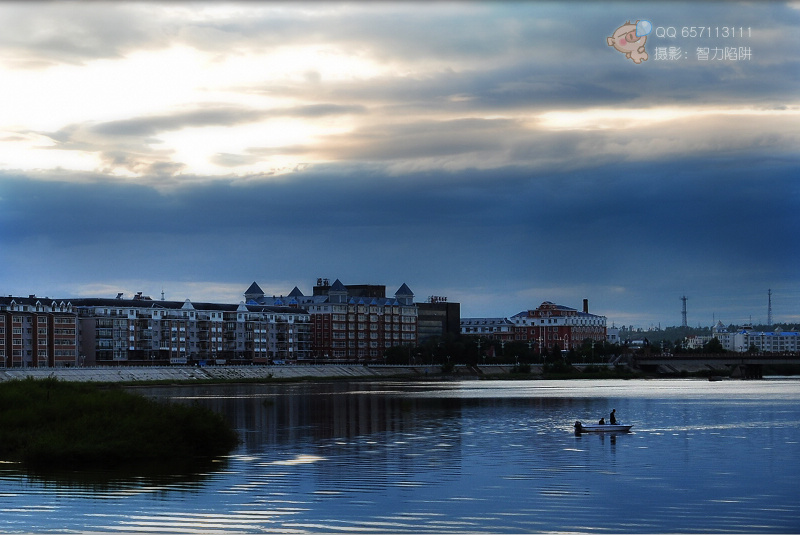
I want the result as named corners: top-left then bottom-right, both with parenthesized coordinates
top-left (395, 283), bottom-right (413, 296)
top-left (330, 279), bottom-right (347, 292)
top-left (245, 281), bottom-right (264, 296)
top-left (288, 286), bottom-right (304, 297)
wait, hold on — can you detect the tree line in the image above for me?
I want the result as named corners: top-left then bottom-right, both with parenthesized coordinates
top-left (381, 334), bottom-right (626, 366)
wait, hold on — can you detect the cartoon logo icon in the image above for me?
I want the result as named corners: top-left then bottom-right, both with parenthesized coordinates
top-left (608, 20), bottom-right (652, 64)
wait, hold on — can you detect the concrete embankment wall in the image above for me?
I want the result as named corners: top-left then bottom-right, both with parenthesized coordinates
top-left (0, 365), bottom-right (418, 383)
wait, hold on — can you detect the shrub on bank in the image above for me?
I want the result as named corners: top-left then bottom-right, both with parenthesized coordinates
top-left (0, 378), bottom-right (239, 470)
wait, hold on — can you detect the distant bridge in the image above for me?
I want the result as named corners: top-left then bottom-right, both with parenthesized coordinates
top-left (633, 352), bottom-right (800, 378)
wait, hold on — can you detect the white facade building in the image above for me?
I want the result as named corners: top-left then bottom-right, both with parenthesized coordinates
top-left (460, 317), bottom-right (515, 340)
top-left (712, 323), bottom-right (799, 353)
top-left (74, 295), bottom-right (311, 365)
top-left (606, 326), bottom-right (620, 344)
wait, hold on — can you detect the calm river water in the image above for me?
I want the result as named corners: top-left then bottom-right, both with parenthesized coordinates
top-left (2, 378), bottom-right (799, 533)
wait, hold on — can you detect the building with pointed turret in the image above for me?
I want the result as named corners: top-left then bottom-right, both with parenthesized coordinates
top-left (244, 278), bottom-right (419, 362)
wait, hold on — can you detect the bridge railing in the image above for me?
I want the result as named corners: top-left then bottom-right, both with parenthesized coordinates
top-left (635, 351), bottom-right (800, 360)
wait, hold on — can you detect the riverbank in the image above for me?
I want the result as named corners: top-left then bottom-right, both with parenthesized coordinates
top-left (0, 364), bottom-right (540, 384)
top-left (0, 364), bottom-right (639, 384)
top-left (0, 364), bottom-right (414, 383)
top-left (0, 378), bottom-right (239, 470)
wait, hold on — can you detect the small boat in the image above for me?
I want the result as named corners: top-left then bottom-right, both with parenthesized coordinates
top-left (574, 421), bottom-right (633, 433)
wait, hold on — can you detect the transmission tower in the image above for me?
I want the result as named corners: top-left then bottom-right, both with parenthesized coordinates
top-left (767, 289), bottom-right (772, 327)
top-left (681, 296), bottom-right (688, 327)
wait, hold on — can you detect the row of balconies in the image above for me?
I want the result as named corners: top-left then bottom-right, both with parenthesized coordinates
top-left (96, 325), bottom-right (309, 337)
top-left (329, 341), bottom-right (406, 350)
top-left (87, 324), bottom-right (411, 357)
top-left (328, 322), bottom-right (413, 329)
top-left (345, 306), bottom-right (415, 315)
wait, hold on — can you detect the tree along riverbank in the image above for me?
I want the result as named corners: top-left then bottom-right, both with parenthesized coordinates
top-left (0, 378), bottom-right (239, 471)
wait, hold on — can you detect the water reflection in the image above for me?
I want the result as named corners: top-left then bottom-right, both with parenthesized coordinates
top-left (10, 465), bottom-right (218, 491)
top-left (145, 382), bottom-right (470, 451)
top-left (0, 459), bottom-right (226, 506)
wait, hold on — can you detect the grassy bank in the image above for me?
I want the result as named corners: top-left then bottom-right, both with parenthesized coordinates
top-left (0, 378), bottom-right (239, 470)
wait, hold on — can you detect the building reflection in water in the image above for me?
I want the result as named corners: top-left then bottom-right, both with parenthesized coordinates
top-left (136, 382), bottom-right (468, 495)
top-left (140, 381), bottom-right (465, 445)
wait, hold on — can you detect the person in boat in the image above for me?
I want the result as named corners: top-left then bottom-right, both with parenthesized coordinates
top-left (610, 409), bottom-right (617, 425)
top-left (598, 417), bottom-right (605, 425)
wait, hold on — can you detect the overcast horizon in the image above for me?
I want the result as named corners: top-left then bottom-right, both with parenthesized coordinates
top-left (1, 2), bottom-right (798, 329)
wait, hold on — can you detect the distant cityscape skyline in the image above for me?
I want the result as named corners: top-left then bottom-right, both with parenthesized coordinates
top-left (5, 282), bottom-right (792, 332)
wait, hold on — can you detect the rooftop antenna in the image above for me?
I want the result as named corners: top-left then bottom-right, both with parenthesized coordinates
top-left (681, 296), bottom-right (688, 327)
top-left (767, 289), bottom-right (772, 327)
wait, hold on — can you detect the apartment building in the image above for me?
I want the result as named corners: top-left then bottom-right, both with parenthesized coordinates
top-left (73, 294), bottom-right (311, 365)
top-left (740, 328), bottom-right (799, 353)
top-left (245, 279), bottom-right (418, 362)
top-left (0, 296), bottom-right (79, 368)
top-left (712, 322), bottom-right (800, 353)
top-left (460, 317), bottom-right (515, 341)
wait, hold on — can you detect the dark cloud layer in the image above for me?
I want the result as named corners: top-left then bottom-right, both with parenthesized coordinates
top-left (2, 151), bottom-right (797, 324)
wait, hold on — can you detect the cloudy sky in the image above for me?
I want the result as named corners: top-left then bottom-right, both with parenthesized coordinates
top-left (1, 1), bottom-right (798, 329)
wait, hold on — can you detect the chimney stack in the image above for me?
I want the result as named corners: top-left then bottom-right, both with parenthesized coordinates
top-left (583, 299), bottom-right (589, 314)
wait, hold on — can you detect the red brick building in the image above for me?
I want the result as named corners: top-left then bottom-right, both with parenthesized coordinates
top-left (245, 279), bottom-right (418, 362)
top-left (0, 296), bottom-right (79, 368)
top-left (509, 300), bottom-right (607, 352)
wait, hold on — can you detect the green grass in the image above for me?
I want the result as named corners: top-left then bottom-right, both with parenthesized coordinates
top-left (0, 378), bottom-right (239, 470)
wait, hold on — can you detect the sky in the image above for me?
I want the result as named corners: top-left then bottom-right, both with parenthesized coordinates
top-left (1, 1), bottom-right (798, 329)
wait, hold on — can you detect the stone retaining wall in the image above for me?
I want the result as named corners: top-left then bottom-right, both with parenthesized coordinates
top-left (0, 365), bottom-right (413, 383)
